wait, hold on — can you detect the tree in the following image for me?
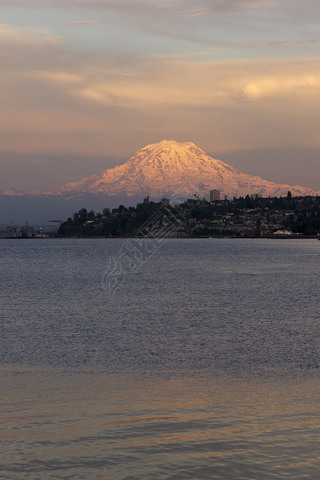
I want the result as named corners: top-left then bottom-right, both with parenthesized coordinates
top-left (245, 195), bottom-right (253, 208)
top-left (78, 208), bottom-right (88, 223)
top-left (87, 210), bottom-right (95, 220)
top-left (73, 212), bottom-right (80, 223)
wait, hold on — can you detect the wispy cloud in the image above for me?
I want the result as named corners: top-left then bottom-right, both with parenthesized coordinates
top-left (2, 45), bottom-right (320, 169)
top-left (237, 39), bottom-right (319, 48)
top-left (1, 2), bottom-right (320, 164)
top-left (177, 0), bottom-right (273, 17)
top-left (242, 73), bottom-right (320, 100)
top-left (35, 71), bottom-right (82, 84)
top-left (1, 0), bottom-right (319, 52)
top-left (29, 57), bottom-right (320, 109)
top-left (0, 0), bottom-right (272, 14)
top-left (0, 23), bottom-right (63, 47)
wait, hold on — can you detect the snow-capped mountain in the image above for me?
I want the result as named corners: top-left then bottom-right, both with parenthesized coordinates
top-left (49, 140), bottom-right (318, 199)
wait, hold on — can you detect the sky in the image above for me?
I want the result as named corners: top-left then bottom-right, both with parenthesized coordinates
top-left (0, 0), bottom-right (320, 191)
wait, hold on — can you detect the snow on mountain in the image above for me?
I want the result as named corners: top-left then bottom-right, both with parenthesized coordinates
top-left (50, 140), bottom-right (319, 199)
top-left (3, 140), bottom-right (319, 199)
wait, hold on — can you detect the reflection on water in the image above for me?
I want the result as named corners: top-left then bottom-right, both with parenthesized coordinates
top-left (1, 368), bottom-right (320, 480)
top-left (1, 238), bottom-right (320, 479)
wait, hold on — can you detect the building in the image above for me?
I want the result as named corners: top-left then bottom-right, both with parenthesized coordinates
top-left (210, 189), bottom-right (220, 202)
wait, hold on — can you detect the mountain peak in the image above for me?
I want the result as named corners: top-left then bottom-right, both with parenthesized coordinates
top-left (48, 140), bottom-right (320, 199)
top-left (145, 139), bottom-right (198, 149)
top-left (137, 139), bottom-right (204, 160)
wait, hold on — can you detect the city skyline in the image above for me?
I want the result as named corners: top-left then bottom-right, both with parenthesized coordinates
top-left (1, 0), bottom-right (319, 191)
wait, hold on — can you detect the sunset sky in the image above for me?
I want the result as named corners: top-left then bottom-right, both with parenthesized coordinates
top-left (1, 0), bottom-right (319, 191)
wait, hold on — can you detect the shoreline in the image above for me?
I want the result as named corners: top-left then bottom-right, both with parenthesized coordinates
top-left (1, 235), bottom-right (319, 240)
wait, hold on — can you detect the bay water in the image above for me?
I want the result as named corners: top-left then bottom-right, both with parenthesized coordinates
top-left (0, 238), bottom-right (320, 479)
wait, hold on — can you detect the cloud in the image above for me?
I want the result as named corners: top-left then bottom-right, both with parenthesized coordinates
top-left (35, 72), bottom-right (82, 84)
top-left (174, 0), bottom-right (272, 17)
top-left (26, 56), bottom-right (320, 113)
top-left (1, 0), bottom-right (319, 53)
top-left (0, 0), bottom-right (272, 13)
top-left (1, 53), bottom-right (320, 174)
top-left (242, 74), bottom-right (320, 99)
top-left (237, 39), bottom-right (319, 48)
top-left (0, 0), bottom-right (319, 192)
top-left (0, 23), bottom-right (63, 47)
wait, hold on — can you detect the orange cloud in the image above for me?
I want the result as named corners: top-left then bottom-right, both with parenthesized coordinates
top-left (35, 71), bottom-right (82, 84)
top-left (34, 58), bottom-right (320, 109)
top-left (0, 23), bottom-right (63, 47)
top-left (242, 74), bottom-right (320, 100)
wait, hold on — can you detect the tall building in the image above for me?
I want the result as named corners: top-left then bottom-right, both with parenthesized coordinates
top-left (161, 198), bottom-right (170, 206)
top-left (210, 189), bottom-right (220, 202)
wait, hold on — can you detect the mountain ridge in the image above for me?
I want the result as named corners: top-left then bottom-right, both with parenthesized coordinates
top-left (3, 140), bottom-right (320, 199)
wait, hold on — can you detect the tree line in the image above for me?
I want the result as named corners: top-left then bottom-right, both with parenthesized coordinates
top-left (57, 193), bottom-right (320, 237)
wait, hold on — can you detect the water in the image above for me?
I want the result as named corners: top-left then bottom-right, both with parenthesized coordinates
top-left (0, 238), bottom-right (320, 479)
